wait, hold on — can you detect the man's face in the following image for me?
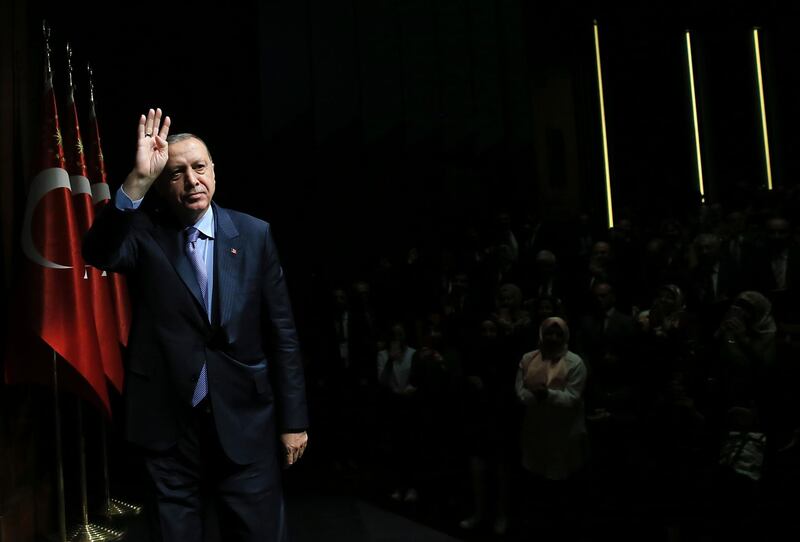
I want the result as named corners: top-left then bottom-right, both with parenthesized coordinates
top-left (480, 320), bottom-right (498, 339)
top-left (391, 324), bottom-right (406, 345)
top-left (354, 282), bottom-right (370, 296)
top-left (537, 299), bottom-right (555, 320)
top-left (766, 218), bottom-right (790, 253)
top-left (481, 320), bottom-right (497, 339)
top-left (157, 138), bottom-right (216, 223)
top-left (727, 212), bottom-right (745, 235)
top-left (332, 289), bottom-right (348, 309)
top-left (655, 288), bottom-right (680, 314)
top-left (536, 258), bottom-right (555, 276)
top-left (591, 242), bottom-right (611, 264)
top-left (496, 213), bottom-right (511, 231)
top-left (498, 287), bottom-right (517, 309)
top-left (593, 283), bottom-right (615, 311)
top-left (695, 235), bottom-right (720, 266)
top-left (662, 222), bottom-right (680, 242)
top-left (614, 219), bottom-right (632, 242)
top-left (453, 273), bottom-right (469, 292)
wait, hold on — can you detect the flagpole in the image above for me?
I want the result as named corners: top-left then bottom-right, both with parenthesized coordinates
top-left (68, 401), bottom-right (122, 542)
top-left (78, 401), bottom-right (89, 527)
top-left (53, 350), bottom-right (68, 542)
top-left (99, 417), bottom-right (142, 520)
top-left (42, 20), bottom-right (67, 542)
top-left (43, 22), bottom-right (68, 542)
top-left (99, 420), bottom-right (123, 518)
top-left (62, 40), bottom-right (123, 542)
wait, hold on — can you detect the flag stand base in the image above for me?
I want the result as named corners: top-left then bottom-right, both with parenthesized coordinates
top-left (102, 497), bottom-right (142, 518)
top-left (68, 522), bottom-right (123, 542)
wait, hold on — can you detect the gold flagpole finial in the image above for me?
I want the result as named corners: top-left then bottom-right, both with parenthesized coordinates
top-left (87, 63), bottom-right (96, 106)
top-left (66, 42), bottom-right (74, 92)
top-left (43, 21), bottom-right (52, 78)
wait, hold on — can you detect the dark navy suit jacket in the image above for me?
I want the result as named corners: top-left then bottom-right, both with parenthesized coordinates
top-left (83, 201), bottom-right (308, 465)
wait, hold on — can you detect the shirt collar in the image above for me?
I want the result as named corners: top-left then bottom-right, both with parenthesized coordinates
top-left (190, 206), bottom-right (215, 240)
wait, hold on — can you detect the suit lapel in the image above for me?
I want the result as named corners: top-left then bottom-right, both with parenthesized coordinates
top-left (151, 219), bottom-right (207, 316)
top-left (213, 203), bottom-right (241, 329)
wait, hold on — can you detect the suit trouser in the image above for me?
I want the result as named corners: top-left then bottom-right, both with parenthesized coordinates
top-left (143, 400), bottom-right (286, 542)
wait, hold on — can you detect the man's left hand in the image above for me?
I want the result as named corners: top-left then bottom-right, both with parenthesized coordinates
top-left (281, 431), bottom-right (308, 468)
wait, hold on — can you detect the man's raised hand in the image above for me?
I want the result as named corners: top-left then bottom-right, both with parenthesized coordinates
top-left (124, 108), bottom-right (171, 200)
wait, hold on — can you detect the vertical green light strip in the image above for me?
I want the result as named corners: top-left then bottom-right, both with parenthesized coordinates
top-left (753, 28), bottom-right (773, 190)
top-left (593, 21), bottom-right (614, 229)
top-left (685, 31), bottom-right (706, 203)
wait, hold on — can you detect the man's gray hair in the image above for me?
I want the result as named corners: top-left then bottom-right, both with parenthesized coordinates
top-left (166, 133), bottom-right (213, 161)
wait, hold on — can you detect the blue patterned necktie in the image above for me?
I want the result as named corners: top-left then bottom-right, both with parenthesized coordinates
top-left (186, 227), bottom-right (209, 406)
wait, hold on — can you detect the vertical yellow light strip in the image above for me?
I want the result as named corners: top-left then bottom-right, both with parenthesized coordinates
top-left (593, 21), bottom-right (614, 229)
top-left (753, 28), bottom-right (773, 190)
top-left (685, 31), bottom-right (706, 203)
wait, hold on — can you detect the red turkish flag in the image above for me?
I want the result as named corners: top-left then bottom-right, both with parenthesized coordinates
top-left (85, 94), bottom-right (131, 349)
top-left (63, 84), bottom-right (124, 394)
top-left (5, 69), bottom-right (110, 415)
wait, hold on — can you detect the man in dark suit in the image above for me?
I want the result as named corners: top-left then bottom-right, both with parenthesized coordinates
top-left (687, 233), bottom-right (742, 308)
top-left (574, 281), bottom-right (637, 415)
top-left (83, 108), bottom-right (308, 541)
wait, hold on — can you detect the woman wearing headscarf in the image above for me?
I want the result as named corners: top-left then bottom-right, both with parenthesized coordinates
top-left (637, 284), bottom-right (692, 338)
top-left (514, 317), bottom-right (588, 537)
top-left (516, 317), bottom-right (588, 480)
top-left (711, 291), bottom-right (777, 540)
top-left (716, 290), bottom-right (777, 411)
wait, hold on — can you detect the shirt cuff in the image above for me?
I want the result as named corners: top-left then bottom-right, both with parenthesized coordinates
top-left (115, 186), bottom-right (144, 211)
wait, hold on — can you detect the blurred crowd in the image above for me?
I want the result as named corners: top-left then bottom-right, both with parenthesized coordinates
top-left (302, 184), bottom-right (800, 540)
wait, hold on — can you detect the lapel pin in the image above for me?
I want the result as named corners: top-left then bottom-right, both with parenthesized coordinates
top-left (230, 248), bottom-right (238, 255)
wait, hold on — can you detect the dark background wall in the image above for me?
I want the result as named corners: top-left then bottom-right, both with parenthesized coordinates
top-left (11, 3), bottom-right (797, 236)
top-left (16, 1), bottom-right (799, 268)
